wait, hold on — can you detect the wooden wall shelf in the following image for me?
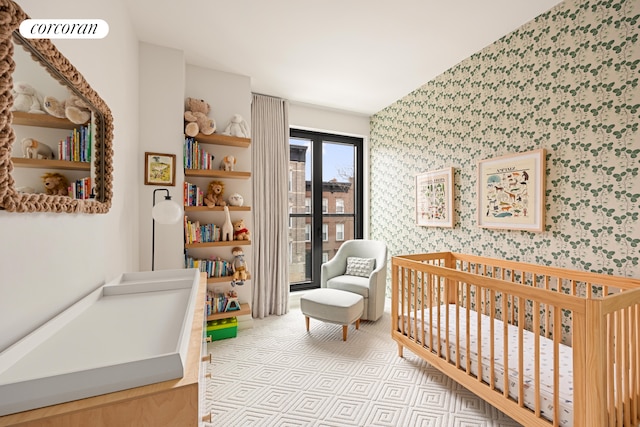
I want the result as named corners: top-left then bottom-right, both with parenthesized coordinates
top-left (188, 132), bottom-right (250, 148)
top-left (184, 169), bottom-right (251, 179)
top-left (185, 206), bottom-right (251, 212)
top-left (11, 157), bottom-right (91, 171)
top-left (185, 240), bottom-right (251, 249)
top-left (206, 274), bottom-right (251, 285)
top-left (12, 111), bottom-right (78, 130)
top-left (207, 303), bottom-right (250, 321)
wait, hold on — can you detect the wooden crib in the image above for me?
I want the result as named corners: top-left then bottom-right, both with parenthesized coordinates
top-left (391, 252), bottom-right (640, 427)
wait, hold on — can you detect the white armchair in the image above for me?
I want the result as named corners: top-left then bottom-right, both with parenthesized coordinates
top-left (320, 239), bottom-right (388, 321)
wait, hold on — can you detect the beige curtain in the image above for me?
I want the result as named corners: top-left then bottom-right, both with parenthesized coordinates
top-left (251, 94), bottom-right (290, 317)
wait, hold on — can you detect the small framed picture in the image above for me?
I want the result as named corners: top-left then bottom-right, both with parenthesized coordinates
top-left (144, 152), bottom-right (176, 186)
top-left (416, 167), bottom-right (455, 228)
top-left (477, 148), bottom-right (546, 232)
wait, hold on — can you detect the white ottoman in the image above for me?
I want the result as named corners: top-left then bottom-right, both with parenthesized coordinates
top-left (300, 288), bottom-right (364, 341)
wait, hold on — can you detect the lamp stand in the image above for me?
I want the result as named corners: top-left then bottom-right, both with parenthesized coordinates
top-left (152, 188), bottom-right (171, 271)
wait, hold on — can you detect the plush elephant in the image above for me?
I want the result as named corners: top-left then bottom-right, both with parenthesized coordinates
top-left (22, 138), bottom-right (54, 159)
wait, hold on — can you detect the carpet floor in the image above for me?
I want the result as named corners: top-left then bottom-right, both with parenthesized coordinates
top-left (204, 298), bottom-right (522, 427)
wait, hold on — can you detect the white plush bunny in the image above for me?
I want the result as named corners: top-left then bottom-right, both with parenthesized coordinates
top-left (11, 82), bottom-right (45, 114)
top-left (222, 114), bottom-right (250, 138)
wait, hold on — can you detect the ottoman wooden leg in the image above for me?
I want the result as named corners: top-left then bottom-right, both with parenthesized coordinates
top-left (305, 316), bottom-right (310, 332)
top-left (342, 325), bottom-right (348, 341)
top-left (355, 319), bottom-right (360, 330)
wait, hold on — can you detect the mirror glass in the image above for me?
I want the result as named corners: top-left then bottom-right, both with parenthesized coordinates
top-left (0, 0), bottom-right (113, 214)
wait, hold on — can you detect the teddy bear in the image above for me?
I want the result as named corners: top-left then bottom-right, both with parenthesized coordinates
top-left (233, 219), bottom-right (250, 241)
top-left (22, 138), bottom-right (54, 159)
top-left (222, 114), bottom-right (250, 138)
top-left (220, 155), bottom-right (236, 171)
top-left (230, 246), bottom-right (248, 286)
top-left (184, 97), bottom-right (216, 137)
top-left (41, 172), bottom-right (69, 196)
top-left (204, 180), bottom-right (227, 207)
top-left (10, 82), bottom-right (45, 114)
top-left (42, 92), bottom-right (91, 124)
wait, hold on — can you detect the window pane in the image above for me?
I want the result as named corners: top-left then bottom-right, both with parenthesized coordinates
top-left (289, 216), bottom-right (311, 283)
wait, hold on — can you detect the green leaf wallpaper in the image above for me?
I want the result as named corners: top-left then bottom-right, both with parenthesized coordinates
top-left (370, 0), bottom-right (639, 278)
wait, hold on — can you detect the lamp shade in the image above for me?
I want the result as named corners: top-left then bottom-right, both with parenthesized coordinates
top-left (152, 198), bottom-right (183, 224)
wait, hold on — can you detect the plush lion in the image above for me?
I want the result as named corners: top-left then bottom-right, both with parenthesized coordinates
top-left (233, 219), bottom-right (250, 241)
top-left (205, 180), bottom-right (226, 207)
top-left (41, 172), bottom-right (69, 196)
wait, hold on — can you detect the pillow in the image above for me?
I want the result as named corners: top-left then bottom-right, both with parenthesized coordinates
top-left (345, 257), bottom-right (376, 278)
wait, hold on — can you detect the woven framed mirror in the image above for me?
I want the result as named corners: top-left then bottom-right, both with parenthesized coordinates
top-left (0, 0), bottom-right (113, 213)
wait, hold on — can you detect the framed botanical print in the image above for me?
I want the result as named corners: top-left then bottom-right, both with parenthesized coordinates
top-left (416, 167), bottom-right (454, 228)
top-left (477, 149), bottom-right (546, 232)
top-left (144, 152), bottom-right (176, 186)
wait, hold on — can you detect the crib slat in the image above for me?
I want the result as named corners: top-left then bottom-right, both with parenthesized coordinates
top-left (518, 297), bottom-right (525, 407)
top-left (445, 277), bottom-right (451, 363)
top-left (616, 310), bottom-right (623, 427)
top-left (629, 306), bottom-right (640, 424)
top-left (476, 284), bottom-right (483, 383)
top-left (622, 308), bottom-right (633, 426)
top-left (553, 306), bottom-right (560, 427)
top-left (428, 272), bottom-right (433, 352)
top-left (455, 281), bottom-right (460, 368)
top-left (502, 293), bottom-right (509, 398)
top-left (489, 288), bottom-right (495, 390)
top-left (545, 276), bottom-right (551, 339)
top-left (609, 313), bottom-right (616, 427)
top-left (533, 300), bottom-right (541, 417)
top-left (421, 271), bottom-right (426, 348)
top-left (466, 282), bottom-right (471, 374)
top-left (412, 270), bottom-right (420, 350)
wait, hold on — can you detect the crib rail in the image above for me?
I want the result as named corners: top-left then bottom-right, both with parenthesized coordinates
top-left (391, 252), bottom-right (640, 427)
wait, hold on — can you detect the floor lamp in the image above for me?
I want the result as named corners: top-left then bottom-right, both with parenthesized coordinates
top-left (152, 188), bottom-right (183, 271)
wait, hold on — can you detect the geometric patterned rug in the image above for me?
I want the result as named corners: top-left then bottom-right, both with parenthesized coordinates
top-left (205, 298), bottom-right (523, 427)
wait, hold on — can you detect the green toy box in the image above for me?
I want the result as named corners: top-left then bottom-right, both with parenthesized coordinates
top-left (206, 317), bottom-right (238, 341)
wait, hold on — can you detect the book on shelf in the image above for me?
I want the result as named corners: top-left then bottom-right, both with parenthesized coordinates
top-left (185, 255), bottom-right (233, 279)
top-left (183, 181), bottom-right (204, 207)
top-left (57, 124), bottom-right (91, 162)
top-left (67, 177), bottom-right (92, 200)
top-left (184, 137), bottom-right (215, 170)
top-left (184, 216), bottom-right (221, 244)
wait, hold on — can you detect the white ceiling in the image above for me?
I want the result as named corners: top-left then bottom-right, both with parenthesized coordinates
top-left (126, 0), bottom-right (562, 116)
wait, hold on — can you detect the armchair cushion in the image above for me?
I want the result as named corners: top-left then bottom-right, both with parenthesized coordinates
top-left (345, 257), bottom-right (375, 278)
top-left (326, 275), bottom-right (371, 298)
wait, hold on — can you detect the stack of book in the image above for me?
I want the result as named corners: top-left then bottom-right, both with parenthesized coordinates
top-left (184, 137), bottom-right (215, 170)
top-left (58, 124), bottom-right (91, 162)
top-left (184, 217), bottom-right (221, 244)
top-left (185, 256), bottom-right (233, 279)
top-left (68, 177), bottom-right (91, 200)
top-left (184, 181), bottom-right (204, 206)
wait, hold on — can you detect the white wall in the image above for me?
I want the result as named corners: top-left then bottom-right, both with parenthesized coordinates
top-left (0, 0), bottom-right (139, 351)
top-left (138, 43), bottom-right (185, 272)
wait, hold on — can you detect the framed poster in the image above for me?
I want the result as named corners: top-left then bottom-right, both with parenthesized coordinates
top-left (144, 152), bottom-right (176, 186)
top-left (416, 167), bottom-right (454, 228)
top-left (477, 149), bottom-right (546, 232)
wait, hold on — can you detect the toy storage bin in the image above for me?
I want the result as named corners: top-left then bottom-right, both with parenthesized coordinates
top-left (206, 317), bottom-right (238, 341)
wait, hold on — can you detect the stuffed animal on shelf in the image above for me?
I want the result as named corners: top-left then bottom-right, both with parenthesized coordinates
top-left (43, 92), bottom-right (91, 124)
top-left (204, 180), bottom-right (226, 207)
top-left (227, 193), bottom-right (244, 207)
top-left (220, 206), bottom-right (234, 242)
top-left (41, 172), bottom-right (69, 196)
top-left (184, 97), bottom-right (216, 137)
top-left (220, 155), bottom-right (236, 171)
top-left (222, 114), bottom-right (250, 138)
top-left (233, 219), bottom-right (250, 241)
top-left (22, 138), bottom-right (53, 159)
top-left (230, 246), bottom-right (248, 287)
top-left (10, 82), bottom-right (45, 114)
